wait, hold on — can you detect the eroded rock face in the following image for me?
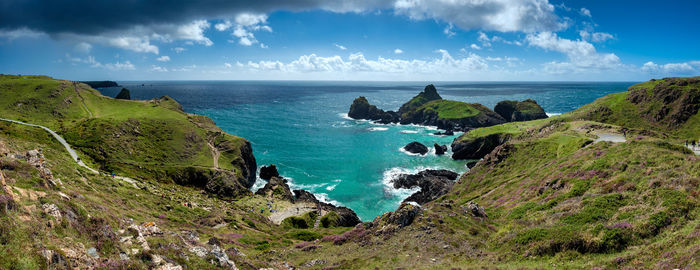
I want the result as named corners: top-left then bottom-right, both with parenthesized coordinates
top-left (494, 99), bottom-right (548, 122)
top-left (348, 96), bottom-right (400, 124)
top-left (374, 202), bottom-right (422, 228)
top-left (393, 169), bottom-right (459, 204)
top-left (451, 133), bottom-right (511, 160)
top-left (403, 141), bottom-right (428, 155)
top-left (291, 189), bottom-right (362, 227)
top-left (627, 77), bottom-right (700, 126)
top-left (259, 164), bottom-right (279, 180)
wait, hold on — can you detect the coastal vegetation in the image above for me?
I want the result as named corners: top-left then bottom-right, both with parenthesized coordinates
top-left (0, 75), bottom-right (698, 269)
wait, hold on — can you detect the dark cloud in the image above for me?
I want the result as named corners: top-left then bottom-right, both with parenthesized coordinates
top-left (0, 0), bottom-right (392, 35)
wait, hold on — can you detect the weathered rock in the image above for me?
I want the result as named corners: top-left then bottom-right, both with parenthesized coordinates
top-left (42, 203), bottom-right (62, 219)
top-left (255, 176), bottom-right (295, 202)
top-left (348, 96), bottom-right (400, 123)
top-left (434, 130), bottom-right (454, 136)
top-left (393, 169), bottom-right (458, 204)
top-left (293, 189), bottom-right (317, 203)
top-left (403, 141), bottom-right (428, 155)
top-left (466, 160), bottom-right (478, 169)
top-left (115, 88), bottom-right (131, 100)
top-left (464, 201), bottom-right (487, 218)
top-left (41, 249), bottom-right (69, 269)
top-left (434, 144), bottom-right (447, 155)
top-left (451, 133), bottom-right (511, 160)
top-left (292, 189), bottom-right (362, 227)
top-left (259, 164), bottom-right (279, 180)
top-left (494, 99), bottom-right (547, 122)
top-left (398, 84), bottom-right (442, 115)
top-left (377, 202), bottom-right (422, 228)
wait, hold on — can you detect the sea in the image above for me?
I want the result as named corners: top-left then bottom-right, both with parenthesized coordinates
top-left (98, 81), bottom-right (636, 221)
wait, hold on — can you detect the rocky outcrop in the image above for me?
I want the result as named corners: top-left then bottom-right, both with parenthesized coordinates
top-left (626, 77), bottom-right (700, 127)
top-left (451, 133), bottom-right (511, 160)
top-left (403, 141), bottom-right (428, 155)
top-left (434, 130), bottom-right (454, 136)
top-left (255, 176), bottom-right (295, 202)
top-left (233, 141), bottom-right (257, 188)
top-left (259, 164), bottom-right (279, 180)
top-left (115, 88), bottom-right (131, 100)
top-left (393, 169), bottom-right (459, 204)
top-left (398, 84), bottom-right (442, 116)
top-left (347, 96), bottom-right (400, 124)
top-left (494, 99), bottom-right (547, 121)
top-left (372, 202), bottom-right (422, 228)
top-left (434, 144), bottom-right (447, 155)
top-left (400, 102), bottom-right (507, 131)
top-left (81, 81), bottom-right (119, 88)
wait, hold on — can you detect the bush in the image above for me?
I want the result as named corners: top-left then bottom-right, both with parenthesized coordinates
top-left (320, 211), bottom-right (340, 227)
top-left (600, 228), bottom-right (632, 252)
top-left (514, 228), bottom-right (548, 245)
top-left (282, 216), bottom-right (309, 229)
top-left (285, 230), bottom-right (322, 241)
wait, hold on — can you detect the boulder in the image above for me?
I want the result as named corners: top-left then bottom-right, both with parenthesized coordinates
top-left (379, 202), bottom-right (422, 228)
top-left (494, 99), bottom-right (547, 122)
top-left (434, 144), bottom-right (447, 155)
top-left (259, 164), bottom-right (279, 180)
top-left (115, 88), bottom-right (131, 100)
top-left (393, 169), bottom-right (458, 204)
top-left (451, 133), bottom-right (511, 160)
top-left (464, 201), bottom-right (487, 218)
top-left (292, 189), bottom-right (362, 227)
top-left (403, 141), bottom-right (428, 155)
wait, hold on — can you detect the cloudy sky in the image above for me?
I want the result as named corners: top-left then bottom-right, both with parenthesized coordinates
top-left (1, 0), bottom-right (698, 81)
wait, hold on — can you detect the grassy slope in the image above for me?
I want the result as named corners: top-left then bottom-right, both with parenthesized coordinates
top-left (0, 75), bottom-right (247, 183)
top-left (416, 100), bottom-right (481, 119)
top-left (0, 120), bottom-right (351, 269)
top-left (287, 78), bottom-right (700, 269)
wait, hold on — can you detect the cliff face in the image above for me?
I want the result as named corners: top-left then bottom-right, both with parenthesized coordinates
top-left (398, 84), bottom-right (442, 116)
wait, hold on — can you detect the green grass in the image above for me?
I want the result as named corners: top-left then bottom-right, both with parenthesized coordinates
top-left (417, 100), bottom-right (480, 119)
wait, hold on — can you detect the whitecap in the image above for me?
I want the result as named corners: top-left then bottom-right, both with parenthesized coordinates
top-left (381, 167), bottom-right (422, 198)
top-left (325, 184), bottom-right (337, 191)
top-left (546, 112), bottom-right (562, 117)
top-left (368, 127), bottom-right (389, 131)
top-left (398, 147), bottom-right (429, 157)
top-left (315, 193), bottom-right (343, 206)
top-left (400, 130), bottom-right (419, 134)
top-left (338, 113), bottom-right (353, 120)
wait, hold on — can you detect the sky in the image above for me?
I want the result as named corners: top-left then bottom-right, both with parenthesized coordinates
top-left (0, 0), bottom-right (699, 81)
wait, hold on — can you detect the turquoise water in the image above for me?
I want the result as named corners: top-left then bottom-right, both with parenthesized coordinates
top-left (99, 81), bottom-right (636, 220)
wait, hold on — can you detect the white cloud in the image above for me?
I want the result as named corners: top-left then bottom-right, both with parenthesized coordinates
top-left (150, 65), bottom-right (168, 72)
top-left (173, 47), bottom-right (185, 53)
top-left (580, 8), bottom-right (592, 17)
top-left (74, 42), bottom-right (92, 53)
top-left (241, 50), bottom-right (488, 75)
top-left (0, 27), bottom-right (45, 40)
top-left (335, 44), bottom-right (347, 50)
top-left (104, 61), bottom-right (135, 71)
top-left (67, 55), bottom-right (135, 70)
top-left (470, 44), bottom-right (481, 50)
top-left (580, 31), bottom-right (614, 42)
top-left (174, 20), bottom-right (213, 46)
top-left (393, 0), bottom-right (565, 32)
top-left (215, 20), bottom-right (233, 31)
top-left (478, 32), bottom-right (491, 47)
top-left (394, 48), bottom-right (404, 54)
top-left (228, 13), bottom-right (272, 46)
top-left (105, 36), bottom-right (159, 54)
top-left (526, 32), bottom-right (621, 73)
top-left (156, 55), bottom-right (170, 62)
top-left (224, 62), bottom-right (232, 68)
top-left (443, 24), bottom-right (456, 37)
top-left (641, 61), bottom-right (699, 75)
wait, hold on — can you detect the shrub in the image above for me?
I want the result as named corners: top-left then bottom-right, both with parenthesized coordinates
top-left (514, 228), bottom-right (548, 245)
top-left (282, 216), bottom-right (309, 229)
top-left (320, 211), bottom-right (340, 228)
top-left (285, 230), bottom-right (322, 241)
top-left (600, 228), bottom-right (632, 252)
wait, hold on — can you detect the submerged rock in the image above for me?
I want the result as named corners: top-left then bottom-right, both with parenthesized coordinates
top-left (259, 164), bottom-right (279, 180)
top-left (403, 141), bottom-right (428, 155)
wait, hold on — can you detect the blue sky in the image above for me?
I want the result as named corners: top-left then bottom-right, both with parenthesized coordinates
top-left (0, 0), bottom-right (699, 81)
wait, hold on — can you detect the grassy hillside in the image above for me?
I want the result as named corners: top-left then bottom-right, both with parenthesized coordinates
top-left (0, 122), bottom-right (350, 269)
top-left (0, 75), bottom-right (256, 197)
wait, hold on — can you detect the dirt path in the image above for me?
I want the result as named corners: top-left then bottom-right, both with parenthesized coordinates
top-left (593, 133), bottom-right (626, 143)
top-left (206, 141), bottom-right (220, 169)
top-left (268, 202), bottom-right (317, 225)
top-left (73, 82), bottom-right (93, 118)
top-left (0, 118), bottom-right (139, 188)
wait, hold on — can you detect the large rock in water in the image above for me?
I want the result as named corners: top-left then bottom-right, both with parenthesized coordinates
top-left (434, 144), bottom-right (447, 155)
top-left (451, 132), bottom-right (511, 160)
top-left (393, 169), bottom-right (458, 204)
top-left (348, 96), bottom-right (400, 123)
top-left (494, 99), bottom-right (547, 122)
top-left (115, 88), bottom-right (131, 100)
top-left (255, 176), bottom-right (295, 202)
top-left (403, 141), bottom-right (428, 155)
top-left (259, 164), bottom-right (279, 180)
